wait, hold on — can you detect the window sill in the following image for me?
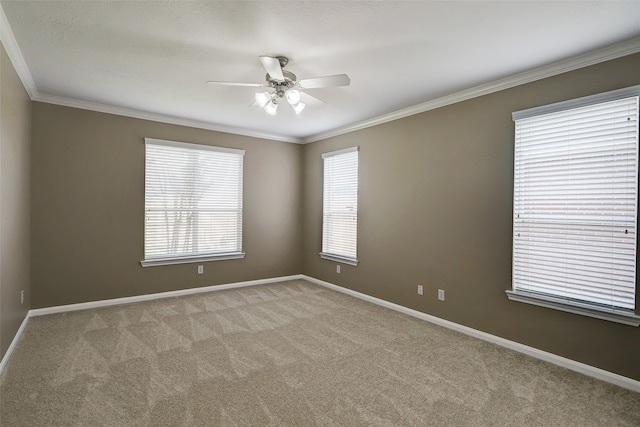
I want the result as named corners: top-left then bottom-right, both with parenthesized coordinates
top-left (505, 290), bottom-right (640, 327)
top-left (319, 252), bottom-right (359, 266)
top-left (140, 252), bottom-right (245, 267)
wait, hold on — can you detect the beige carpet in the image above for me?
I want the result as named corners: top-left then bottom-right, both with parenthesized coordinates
top-left (1, 279), bottom-right (638, 426)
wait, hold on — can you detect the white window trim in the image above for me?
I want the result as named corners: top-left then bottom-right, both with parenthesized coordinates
top-left (321, 146), bottom-right (359, 159)
top-left (512, 85), bottom-right (640, 121)
top-left (321, 146), bottom-right (359, 265)
top-left (141, 138), bottom-right (245, 267)
top-left (506, 290), bottom-right (640, 327)
top-left (508, 85), bottom-right (640, 326)
top-left (144, 138), bottom-right (245, 156)
top-left (140, 252), bottom-right (245, 267)
top-left (319, 252), bottom-right (359, 266)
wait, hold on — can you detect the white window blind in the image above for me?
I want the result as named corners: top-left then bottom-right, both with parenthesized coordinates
top-left (511, 89), bottom-right (639, 317)
top-left (321, 147), bottom-right (359, 264)
top-left (143, 138), bottom-right (244, 266)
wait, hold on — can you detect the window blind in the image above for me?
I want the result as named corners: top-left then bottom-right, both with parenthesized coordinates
top-left (144, 138), bottom-right (244, 263)
top-left (513, 94), bottom-right (638, 311)
top-left (321, 147), bottom-right (359, 263)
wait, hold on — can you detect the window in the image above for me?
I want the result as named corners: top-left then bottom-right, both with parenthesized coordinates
top-left (141, 138), bottom-right (245, 266)
top-left (320, 147), bottom-right (359, 265)
top-left (507, 86), bottom-right (640, 326)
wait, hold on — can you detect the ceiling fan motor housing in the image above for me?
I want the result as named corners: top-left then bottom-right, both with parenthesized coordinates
top-left (267, 70), bottom-right (298, 99)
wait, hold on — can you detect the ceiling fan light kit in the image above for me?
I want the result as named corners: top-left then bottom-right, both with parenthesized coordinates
top-left (265, 99), bottom-right (278, 116)
top-left (292, 101), bottom-right (306, 115)
top-left (255, 87), bottom-right (305, 115)
top-left (208, 55), bottom-right (350, 116)
top-left (286, 89), bottom-right (301, 105)
top-left (255, 91), bottom-right (271, 108)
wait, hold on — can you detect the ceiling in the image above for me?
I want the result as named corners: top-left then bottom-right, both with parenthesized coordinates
top-left (2, 1), bottom-right (640, 143)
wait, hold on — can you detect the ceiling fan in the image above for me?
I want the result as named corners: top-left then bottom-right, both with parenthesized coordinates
top-left (207, 56), bottom-right (350, 116)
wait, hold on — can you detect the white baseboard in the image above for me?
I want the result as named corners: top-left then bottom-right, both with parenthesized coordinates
top-left (0, 275), bottom-right (302, 377)
top-left (0, 314), bottom-right (29, 376)
top-left (301, 275), bottom-right (640, 394)
top-left (5, 273), bottom-right (638, 393)
top-left (29, 274), bottom-right (303, 317)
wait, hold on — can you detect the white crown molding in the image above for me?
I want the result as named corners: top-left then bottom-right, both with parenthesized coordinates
top-left (33, 93), bottom-right (304, 144)
top-left (0, 3), bottom-right (301, 144)
top-left (2, 0), bottom-right (639, 145)
top-left (0, 3), bottom-right (37, 98)
top-left (301, 275), bottom-right (640, 393)
top-left (303, 36), bottom-right (640, 143)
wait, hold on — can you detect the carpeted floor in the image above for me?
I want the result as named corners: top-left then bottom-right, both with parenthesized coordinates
top-left (1, 279), bottom-right (638, 426)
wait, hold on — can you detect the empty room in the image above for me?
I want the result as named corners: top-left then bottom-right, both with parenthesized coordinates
top-left (1, 1), bottom-right (639, 425)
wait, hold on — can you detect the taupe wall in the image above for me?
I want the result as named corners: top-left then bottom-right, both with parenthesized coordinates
top-left (17, 49), bottom-right (640, 382)
top-left (31, 103), bottom-right (302, 308)
top-left (0, 43), bottom-right (31, 359)
top-left (302, 53), bottom-right (640, 381)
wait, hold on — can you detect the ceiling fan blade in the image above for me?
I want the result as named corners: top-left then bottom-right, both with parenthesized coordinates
top-left (207, 81), bottom-right (264, 87)
top-left (300, 91), bottom-right (325, 106)
top-left (298, 74), bottom-right (350, 89)
top-left (259, 56), bottom-right (284, 81)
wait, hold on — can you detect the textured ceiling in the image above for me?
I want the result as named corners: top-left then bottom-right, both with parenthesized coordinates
top-left (2, 1), bottom-right (640, 142)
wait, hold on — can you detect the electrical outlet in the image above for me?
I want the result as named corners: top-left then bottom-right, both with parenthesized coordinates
top-left (336, 265), bottom-right (341, 274)
top-left (21, 290), bottom-right (24, 304)
top-left (438, 289), bottom-right (445, 301)
top-left (417, 285), bottom-right (423, 295)
top-left (197, 265), bottom-right (204, 275)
